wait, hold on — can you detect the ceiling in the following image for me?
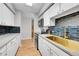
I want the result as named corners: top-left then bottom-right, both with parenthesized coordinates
top-left (13, 3), bottom-right (45, 16)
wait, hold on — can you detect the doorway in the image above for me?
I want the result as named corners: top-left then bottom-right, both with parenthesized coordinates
top-left (32, 19), bottom-right (34, 41)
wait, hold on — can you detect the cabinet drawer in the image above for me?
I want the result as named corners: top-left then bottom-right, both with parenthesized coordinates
top-left (50, 44), bottom-right (69, 56)
top-left (0, 46), bottom-right (7, 56)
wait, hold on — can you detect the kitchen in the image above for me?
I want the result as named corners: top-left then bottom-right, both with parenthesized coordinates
top-left (0, 3), bottom-right (79, 56)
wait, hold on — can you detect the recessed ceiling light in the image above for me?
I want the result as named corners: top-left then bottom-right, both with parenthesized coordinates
top-left (25, 3), bottom-right (32, 6)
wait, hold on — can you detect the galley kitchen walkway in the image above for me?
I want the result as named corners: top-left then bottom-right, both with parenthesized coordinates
top-left (16, 39), bottom-right (40, 56)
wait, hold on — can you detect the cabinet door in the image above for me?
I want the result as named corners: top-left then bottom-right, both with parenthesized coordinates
top-left (7, 35), bottom-right (21, 56)
top-left (43, 3), bottom-right (60, 26)
top-left (50, 18), bottom-right (55, 26)
top-left (39, 36), bottom-right (51, 56)
top-left (16, 35), bottom-right (21, 49)
top-left (43, 12), bottom-right (50, 26)
top-left (1, 4), bottom-right (14, 26)
top-left (7, 41), bottom-right (13, 56)
top-left (7, 38), bottom-right (17, 56)
top-left (9, 9), bottom-right (14, 26)
top-left (2, 4), bottom-right (9, 25)
top-left (43, 39), bottom-right (51, 56)
top-left (49, 43), bottom-right (69, 56)
top-left (7, 9), bottom-right (11, 26)
top-left (0, 3), bottom-right (2, 25)
top-left (38, 36), bottom-right (44, 55)
top-left (11, 12), bottom-right (14, 26)
top-left (61, 3), bottom-right (79, 12)
top-left (43, 39), bottom-right (58, 56)
top-left (12, 38), bottom-right (17, 55)
top-left (48, 3), bottom-right (60, 18)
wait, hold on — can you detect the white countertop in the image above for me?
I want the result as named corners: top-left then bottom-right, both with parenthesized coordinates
top-left (0, 33), bottom-right (20, 48)
top-left (39, 34), bottom-right (79, 56)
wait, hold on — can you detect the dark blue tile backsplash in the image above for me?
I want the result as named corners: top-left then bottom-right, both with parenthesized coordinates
top-left (67, 26), bottom-right (79, 39)
top-left (51, 26), bottom-right (79, 40)
top-left (0, 25), bottom-right (20, 35)
top-left (53, 27), bottom-right (64, 37)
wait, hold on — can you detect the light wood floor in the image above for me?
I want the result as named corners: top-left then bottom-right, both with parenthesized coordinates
top-left (16, 39), bottom-right (40, 56)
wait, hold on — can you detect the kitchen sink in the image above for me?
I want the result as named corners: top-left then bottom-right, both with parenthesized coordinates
top-left (47, 36), bottom-right (68, 46)
top-left (47, 35), bottom-right (79, 53)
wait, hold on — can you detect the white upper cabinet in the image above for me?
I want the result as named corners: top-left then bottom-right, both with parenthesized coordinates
top-left (2, 4), bottom-right (10, 25)
top-left (48, 3), bottom-right (79, 17)
top-left (60, 3), bottom-right (79, 13)
top-left (48, 3), bottom-right (60, 18)
top-left (43, 3), bottom-right (60, 26)
top-left (0, 3), bottom-right (14, 26)
top-left (43, 3), bottom-right (79, 27)
top-left (11, 13), bottom-right (14, 26)
top-left (50, 17), bottom-right (55, 26)
top-left (8, 8), bottom-right (14, 26)
top-left (43, 12), bottom-right (50, 26)
top-left (38, 36), bottom-right (50, 56)
top-left (0, 4), bottom-right (3, 24)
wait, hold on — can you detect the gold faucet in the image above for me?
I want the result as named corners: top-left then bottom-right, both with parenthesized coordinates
top-left (64, 27), bottom-right (68, 39)
top-left (64, 27), bottom-right (69, 46)
top-left (48, 29), bottom-right (51, 35)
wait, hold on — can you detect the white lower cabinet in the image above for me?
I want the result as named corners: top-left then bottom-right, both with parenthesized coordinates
top-left (38, 36), bottom-right (69, 56)
top-left (38, 36), bottom-right (45, 55)
top-left (38, 36), bottom-right (52, 56)
top-left (0, 35), bottom-right (20, 56)
top-left (42, 39), bottom-right (51, 56)
top-left (16, 35), bottom-right (21, 48)
top-left (43, 38), bottom-right (58, 56)
top-left (7, 41), bottom-right (14, 56)
top-left (7, 35), bottom-right (20, 56)
top-left (7, 36), bottom-right (18, 56)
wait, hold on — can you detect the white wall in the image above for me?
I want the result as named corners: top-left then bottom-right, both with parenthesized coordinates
top-left (14, 10), bottom-right (42, 40)
top-left (14, 11), bottom-right (32, 40)
top-left (14, 12), bottom-right (41, 40)
top-left (21, 13), bottom-right (32, 40)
